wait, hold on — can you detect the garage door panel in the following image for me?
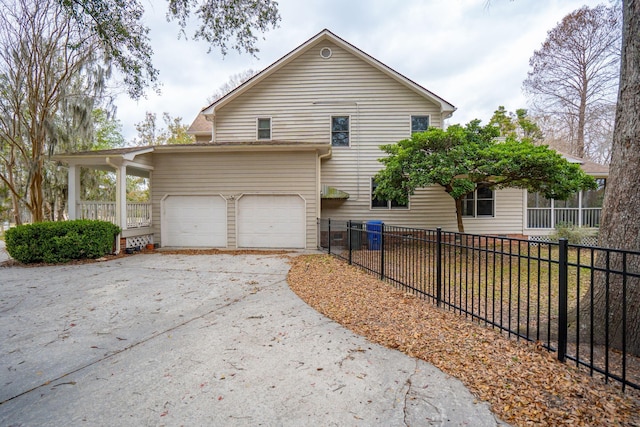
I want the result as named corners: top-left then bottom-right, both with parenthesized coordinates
top-left (163, 196), bottom-right (226, 247)
top-left (238, 195), bottom-right (305, 248)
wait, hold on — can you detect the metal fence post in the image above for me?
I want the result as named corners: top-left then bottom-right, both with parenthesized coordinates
top-left (558, 238), bottom-right (569, 362)
top-left (327, 218), bottom-right (331, 255)
top-left (436, 227), bottom-right (442, 307)
top-left (380, 223), bottom-right (385, 280)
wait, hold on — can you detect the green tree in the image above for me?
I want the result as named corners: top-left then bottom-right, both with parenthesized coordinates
top-left (92, 109), bottom-right (126, 150)
top-left (133, 112), bottom-right (195, 146)
top-left (374, 120), bottom-right (596, 233)
top-left (133, 112), bottom-right (158, 147)
top-left (59, 0), bottom-right (281, 99)
top-left (159, 113), bottom-right (195, 145)
top-left (0, 0), bottom-right (110, 223)
top-left (489, 106), bottom-right (543, 143)
top-left (78, 109), bottom-right (126, 203)
top-left (64, 109), bottom-right (148, 204)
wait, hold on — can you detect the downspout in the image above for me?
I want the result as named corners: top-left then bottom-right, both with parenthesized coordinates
top-left (355, 102), bottom-right (360, 200)
top-left (312, 100), bottom-right (361, 200)
top-left (442, 108), bottom-right (455, 129)
top-left (205, 113), bottom-right (215, 143)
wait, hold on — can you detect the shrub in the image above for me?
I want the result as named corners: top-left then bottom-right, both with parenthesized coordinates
top-left (549, 223), bottom-right (597, 245)
top-left (5, 220), bottom-right (120, 264)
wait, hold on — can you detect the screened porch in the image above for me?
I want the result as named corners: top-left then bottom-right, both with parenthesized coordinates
top-left (526, 178), bottom-right (606, 229)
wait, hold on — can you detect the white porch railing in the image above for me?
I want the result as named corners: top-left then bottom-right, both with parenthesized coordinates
top-left (77, 201), bottom-right (152, 228)
top-left (581, 208), bottom-right (602, 227)
top-left (527, 207), bottom-right (602, 229)
top-left (78, 201), bottom-right (116, 224)
top-left (126, 202), bottom-right (152, 228)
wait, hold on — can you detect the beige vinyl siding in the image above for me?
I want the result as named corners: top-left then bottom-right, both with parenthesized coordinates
top-left (323, 186), bottom-right (527, 234)
top-left (321, 185), bottom-right (460, 231)
top-left (151, 151), bottom-right (318, 248)
top-left (213, 40), bottom-right (443, 143)
top-left (461, 188), bottom-right (525, 235)
top-left (131, 152), bottom-right (154, 168)
top-left (212, 40), bottom-right (455, 230)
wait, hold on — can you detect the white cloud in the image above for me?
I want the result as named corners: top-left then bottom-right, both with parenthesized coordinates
top-left (113, 0), bottom-right (606, 141)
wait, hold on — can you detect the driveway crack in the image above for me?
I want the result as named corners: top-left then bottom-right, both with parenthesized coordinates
top-left (403, 359), bottom-right (421, 427)
top-left (0, 294), bottom-right (248, 406)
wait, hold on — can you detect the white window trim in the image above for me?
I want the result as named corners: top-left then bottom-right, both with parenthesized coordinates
top-left (320, 47), bottom-right (333, 59)
top-left (462, 187), bottom-right (495, 218)
top-left (410, 114), bottom-right (431, 135)
top-left (330, 115), bottom-right (351, 148)
top-left (256, 117), bottom-right (272, 141)
top-left (370, 177), bottom-right (409, 210)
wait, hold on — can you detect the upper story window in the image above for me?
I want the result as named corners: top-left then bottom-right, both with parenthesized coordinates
top-left (257, 118), bottom-right (271, 140)
top-left (462, 185), bottom-right (494, 217)
top-left (331, 116), bottom-right (349, 147)
top-left (371, 178), bottom-right (408, 210)
top-left (411, 115), bottom-right (430, 134)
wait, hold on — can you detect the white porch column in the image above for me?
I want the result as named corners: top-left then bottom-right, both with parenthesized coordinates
top-left (115, 164), bottom-right (128, 231)
top-left (108, 161), bottom-right (128, 254)
top-left (67, 164), bottom-right (81, 220)
top-left (578, 191), bottom-right (583, 227)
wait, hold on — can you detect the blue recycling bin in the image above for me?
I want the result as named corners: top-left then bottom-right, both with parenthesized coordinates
top-left (366, 220), bottom-right (383, 250)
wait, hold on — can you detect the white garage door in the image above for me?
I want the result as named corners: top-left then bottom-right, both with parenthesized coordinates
top-left (162, 195), bottom-right (227, 247)
top-left (237, 195), bottom-right (305, 248)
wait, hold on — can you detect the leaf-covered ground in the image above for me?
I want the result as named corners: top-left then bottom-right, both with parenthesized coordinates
top-left (287, 254), bottom-right (640, 427)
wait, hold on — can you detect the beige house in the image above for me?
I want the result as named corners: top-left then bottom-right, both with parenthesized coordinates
top-left (55, 29), bottom-right (607, 251)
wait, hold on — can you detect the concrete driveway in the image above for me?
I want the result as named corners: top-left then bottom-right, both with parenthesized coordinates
top-left (0, 249), bottom-right (504, 426)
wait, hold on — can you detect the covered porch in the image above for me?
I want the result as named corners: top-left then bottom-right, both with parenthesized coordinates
top-left (525, 177), bottom-right (606, 241)
top-left (76, 201), bottom-right (152, 229)
top-left (54, 147), bottom-right (155, 253)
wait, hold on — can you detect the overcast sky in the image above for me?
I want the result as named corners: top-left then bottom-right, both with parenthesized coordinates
top-left (114, 0), bottom-right (606, 141)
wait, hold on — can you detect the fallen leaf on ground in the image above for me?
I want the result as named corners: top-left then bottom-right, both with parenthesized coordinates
top-left (287, 254), bottom-right (640, 427)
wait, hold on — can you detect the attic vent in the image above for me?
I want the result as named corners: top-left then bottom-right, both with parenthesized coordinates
top-left (320, 47), bottom-right (332, 59)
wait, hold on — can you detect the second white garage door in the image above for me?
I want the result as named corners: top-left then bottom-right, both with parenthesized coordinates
top-left (237, 195), bottom-right (305, 248)
top-left (162, 195), bottom-right (227, 247)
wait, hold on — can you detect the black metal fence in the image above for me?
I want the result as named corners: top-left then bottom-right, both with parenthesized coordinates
top-left (318, 218), bottom-right (640, 392)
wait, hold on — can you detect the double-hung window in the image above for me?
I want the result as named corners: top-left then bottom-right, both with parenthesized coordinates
top-left (371, 178), bottom-right (408, 209)
top-left (257, 118), bottom-right (271, 140)
top-left (331, 116), bottom-right (349, 147)
top-left (462, 185), bottom-right (494, 217)
top-left (411, 115), bottom-right (430, 134)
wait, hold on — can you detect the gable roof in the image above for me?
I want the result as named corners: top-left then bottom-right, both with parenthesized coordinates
top-left (201, 29), bottom-right (456, 117)
top-left (187, 113), bottom-right (211, 135)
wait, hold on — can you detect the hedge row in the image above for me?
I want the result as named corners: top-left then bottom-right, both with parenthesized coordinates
top-left (5, 220), bottom-right (120, 264)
